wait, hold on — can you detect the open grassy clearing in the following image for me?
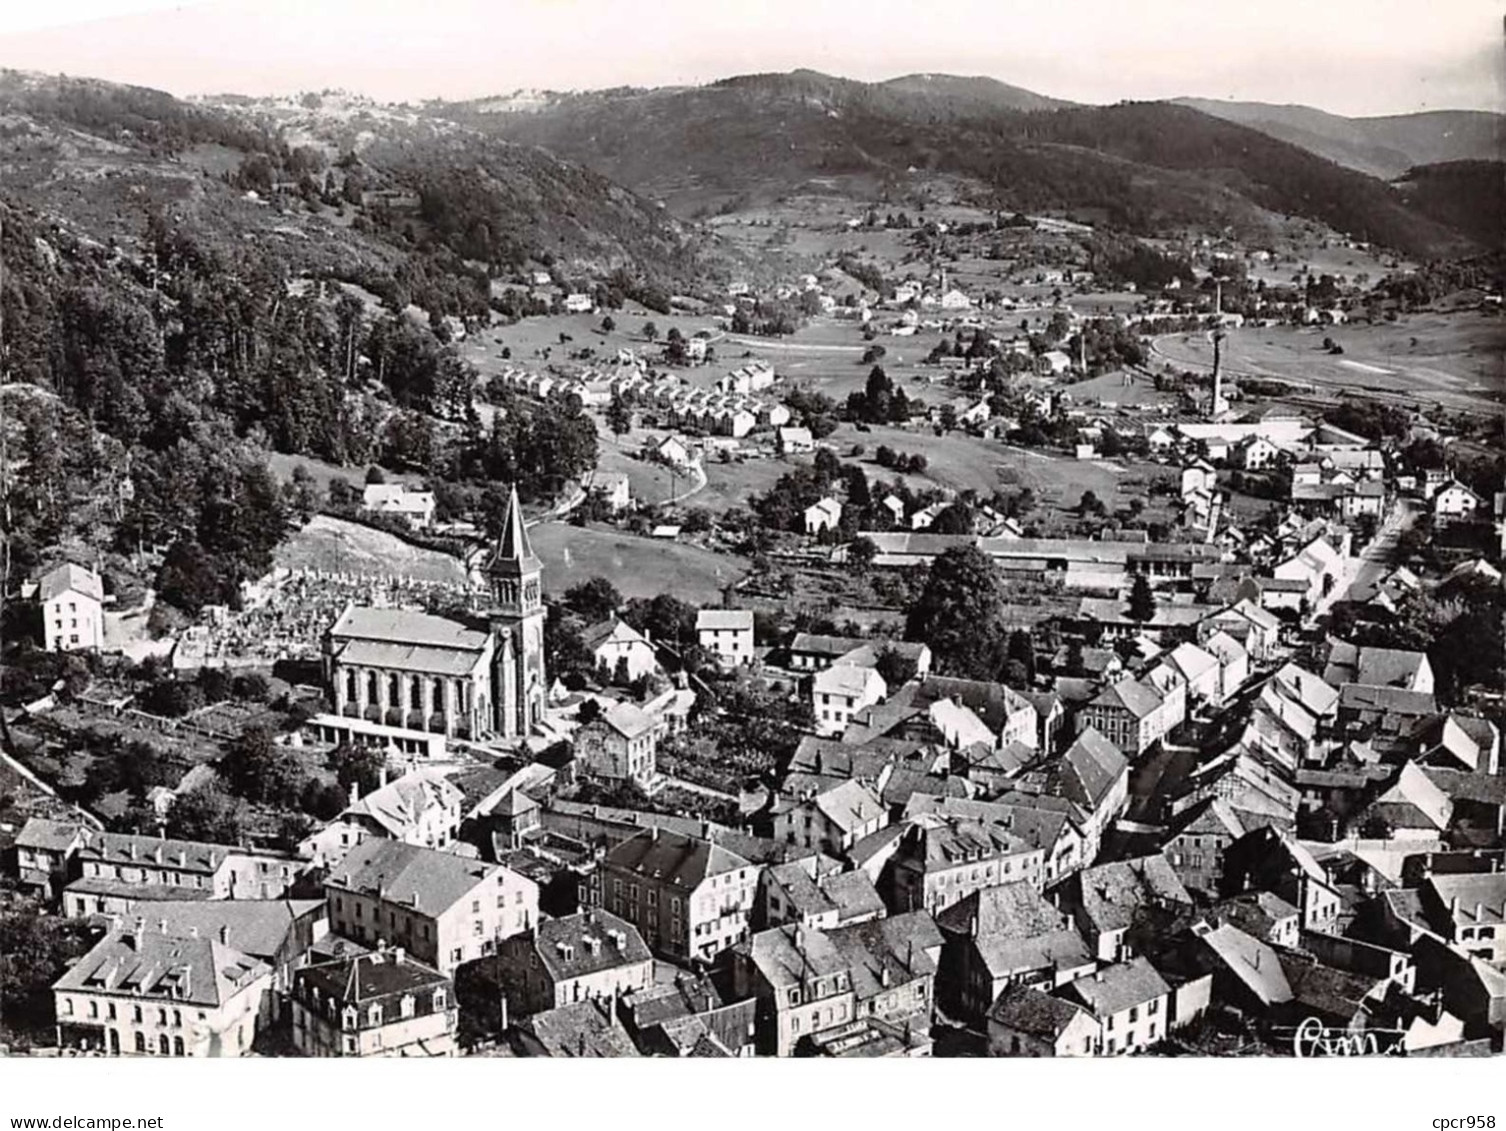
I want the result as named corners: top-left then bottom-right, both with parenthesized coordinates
top-left (527, 523), bottom-right (748, 603)
top-left (1152, 311), bottom-right (1504, 411)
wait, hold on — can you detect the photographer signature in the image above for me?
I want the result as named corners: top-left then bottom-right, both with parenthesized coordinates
top-left (1288, 1016), bottom-right (1407, 1057)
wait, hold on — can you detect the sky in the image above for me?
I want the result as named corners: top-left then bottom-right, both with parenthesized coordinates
top-left (0, 0), bottom-right (1500, 116)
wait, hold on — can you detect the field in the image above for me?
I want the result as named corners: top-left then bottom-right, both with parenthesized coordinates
top-left (528, 523), bottom-right (748, 603)
top-left (265, 451), bottom-right (424, 493)
top-left (274, 515), bottom-right (468, 585)
top-left (1150, 311), bottom-right (1504, 413)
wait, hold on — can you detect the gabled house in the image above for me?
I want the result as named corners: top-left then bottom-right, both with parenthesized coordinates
top-left (291, 947), bottom-right (456, 1057)
top-left (35, 563), bottom-right (105, 653)
top-left (591, 829), bottom-right (759, 963)
top-left (1057, 957), bottom-right (1173, 1055)
top-left (583, 618), bottom-right (659, 683)
top-left (1056, 855), bottom-right (1194, 964)
top-left (496, 909), bottom-right (654, 1017)
top-left (772, 779), bottom-right (888, 857)
top-left (696, 609), bottom-right (755, 667)
top-left (936, 882), bottom-right (1095, 1022)
top-left (987, 985), bottom-right (1100, 1057)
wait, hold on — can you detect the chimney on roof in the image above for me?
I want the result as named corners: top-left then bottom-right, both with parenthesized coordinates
top-left (578, 1032), bottom-right (587, 1057)
top-left (158, 918), bottom-right (168, 934)
top-left (349, 780), bottom-right (360, 806)
top-left (393, 947), bottom-right (404, 965)
top-left (177, 851), bottom-right (186, 868)
top-left (218, 924), bottom-right (230, 946)
top-left (127, 842), bottom-right (137, 860)
top-left (379, 765), bottom-right (389, 789)
top-left (153, 845), bottom-right (163, 864)
top-left (1475, 902), bottom-right (1483, 922)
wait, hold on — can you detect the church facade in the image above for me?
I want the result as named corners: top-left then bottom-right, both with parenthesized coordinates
top-left (323, 487), bottom-right (547, 744)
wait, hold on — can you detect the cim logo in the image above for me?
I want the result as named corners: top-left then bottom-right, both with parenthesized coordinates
top-left (1289, 1017), bottom-right (1406, 1057)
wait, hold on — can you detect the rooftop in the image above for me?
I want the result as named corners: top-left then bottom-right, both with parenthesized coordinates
top-left (327, 840), bottom-right (522, 918)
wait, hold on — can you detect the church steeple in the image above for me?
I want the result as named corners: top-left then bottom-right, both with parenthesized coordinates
top-left (486, 485), bottom-right (543, 619)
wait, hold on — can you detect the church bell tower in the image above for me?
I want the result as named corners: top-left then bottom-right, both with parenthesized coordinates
top-left (485, 486), bottom-right (547, 738)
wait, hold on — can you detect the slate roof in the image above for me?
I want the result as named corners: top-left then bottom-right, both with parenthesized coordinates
top-left (15, 817), bottom-right (83, 853)
top-left (1061, 957), bottom-right (1170, 1018)
top-left (1073, 854), bottom-right (1192, 936)
top-left (814, 664), bottom-right (887, 700)
top-left (519, 999), bottom-right (640, 1057)
top-left (603, 828), bottom-right (752, 890)
top-left (38, 562), bottom-right (104, 604)
top-left (55, 925), bottom-right (269, 1008)
top-left (988, 984), bottom-right (1093, 1039)
top-left (1370, 763), bottom-right (1453, 832)
top-left (528, 910), bottom-right (652, 982)
top-left (1060, 728), bottom-right (1129, 811)
top-left (122, 899), bottom-right (324, 960)
top-left (1089, 678), bottom-right (1164, 720)
top-left (296, 949), bottom-right (449, 1018)
top-left (1195, 922), bottom-right (1292, 1006)
top-left (344, 770), bottom-right (462, 839)
top-left (328, 839), bottom-right (516, 918)
top-left (908, 676), bottom-right (1035, 734)
top-left (696, 609), bottom-right (753, 632)
top-left (810, 780), bottom-right (886, 835)
top-left (1425, 873), bottom-right (1506, 928)
top-left (75, 829), bottom-right (262, 876)
top-left (328, 606), bottom-right (489, 652)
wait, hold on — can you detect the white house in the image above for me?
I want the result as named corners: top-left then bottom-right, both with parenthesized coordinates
top-left (1164, 642), bottom-right (1221, 705)
top-left (587, 473), bottom-right (632, 513)
top-left (1434, 482), bottom-right (1482, 523)
top-left (1238, 437), bottom-right (1279, 471)
top-left (1201, 631), bottom-right (1250, 705)
top-left (777, 427), bottom-right (815, 455)
top-left (697, 609), bottom-right (755, 667)
top-left (564, 293), bottom-right (594, 314)
top-left (1040, 350), bottom-right (1073, 376)
top-left (583, 618), bottom-right (659, 683)
top-left (655, 436), bottom-right (695, 470)
top-left (804, 498), bottom-right (843, 536)
top-left (36, 563), bottom-right (105, 653)
top-left (361, 484), bottom-right (437, 530)
top-left (811, 664), bottom-right (888, 736)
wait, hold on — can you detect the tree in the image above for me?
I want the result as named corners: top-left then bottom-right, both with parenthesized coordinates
top-left (1128, 573), bottom-right (1156, 623)
top-left (167, 779), bottom-right (244, 844)
top-left (564, 577), bottom-right (622, 624)
top-left (904, 546), bottom-right (1009, 680)
top-left (606, 392), bottom-right (632, 438)
top-left (1078, 490), bottom-right (1107, 518)
top-left (875, 645), bottom-right (918, 687)
top-left (1006, 629), bottom-right (1038, 686)
top-left (848, 536), bottom-right (878, 573)
top-left (641, 321), bottom-right (659, 343)
top-left (0, 900), bottom-right (95, 1043)
top-left (600, 315), bottom-right (616, 333)
top-left (328, 742), bottom-right (385, 796)
top-left (221, 725), bottom-right (306, 807)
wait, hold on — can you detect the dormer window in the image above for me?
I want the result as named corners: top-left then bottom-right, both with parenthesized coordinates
top-left (401, 994), bottom-right (415, 1019)
top-left (368, 1004), bottom-right (383, 1027)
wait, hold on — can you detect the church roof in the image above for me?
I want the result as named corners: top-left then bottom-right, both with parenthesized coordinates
top-left (488, 485), bottom-right (541, 578)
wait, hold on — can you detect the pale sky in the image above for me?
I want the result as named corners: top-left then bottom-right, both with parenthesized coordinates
top-left (0, 0), bottom-right (1501, 116)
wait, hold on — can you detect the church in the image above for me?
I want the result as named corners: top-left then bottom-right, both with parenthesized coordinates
top-left (323, 487), bottom-right (548, 744)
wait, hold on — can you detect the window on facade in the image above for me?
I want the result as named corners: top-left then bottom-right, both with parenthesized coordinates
top-left (1128, 1006), bottom-right (1138, 1023)
top-left (134, 1033), bottom-right (146, 1053)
